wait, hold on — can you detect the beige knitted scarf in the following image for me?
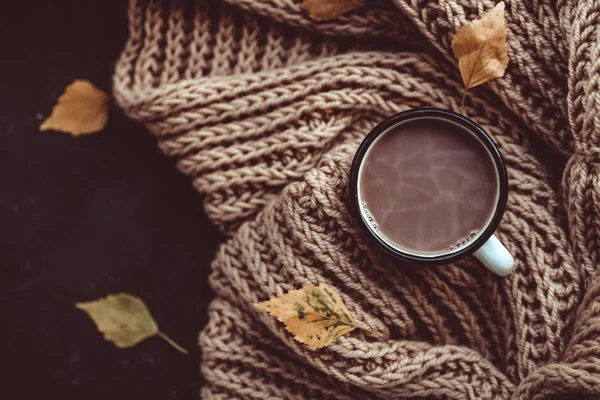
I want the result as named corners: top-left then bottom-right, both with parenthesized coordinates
top-left (113, 0), bottom-right (600, 398)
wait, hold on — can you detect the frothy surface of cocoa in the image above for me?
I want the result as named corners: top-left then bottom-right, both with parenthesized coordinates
top-left (358, 118), bottom-right (498, 256)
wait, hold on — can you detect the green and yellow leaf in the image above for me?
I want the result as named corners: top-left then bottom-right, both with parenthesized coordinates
top-left (76, 293), bottom-right (187, 353)
top-left (254, 284), bottom-right (357, 349)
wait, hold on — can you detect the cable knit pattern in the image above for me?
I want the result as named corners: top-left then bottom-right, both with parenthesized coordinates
top-left (113, 0), bottom-right (600, 398)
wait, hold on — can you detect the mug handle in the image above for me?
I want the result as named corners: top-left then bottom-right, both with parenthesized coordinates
top-left (473, 234), bottom-right (514, 276)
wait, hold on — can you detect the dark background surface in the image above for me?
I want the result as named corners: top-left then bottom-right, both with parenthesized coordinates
top-left (1, 1), bottom-right (222, 399)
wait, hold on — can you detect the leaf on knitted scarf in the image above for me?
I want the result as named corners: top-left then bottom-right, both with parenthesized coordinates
top-left (254, 284), bottom-right (357, 349)
top-left (451, 2), bottom-right (509, 111)
top-left (302, 0), bottom-right (364, 21)
top-left (40, 80), bottom-right (109, 136)
top-left (76, 293), bottom-right (188, 354)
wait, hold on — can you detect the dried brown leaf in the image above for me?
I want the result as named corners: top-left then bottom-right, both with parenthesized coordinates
top-left (303, 0), bottom-right (364, 21)
top-left (76, 293), bottom-right (188, 353)
top-left (254, 284), bottom-right (356, 349)
top-left (40, 79), bottom-right (109, 136)
top-left (451, 2), bottom-right (509, 93)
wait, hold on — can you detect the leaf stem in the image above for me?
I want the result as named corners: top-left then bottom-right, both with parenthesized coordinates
top-left (157, 331), bottom-right (189, 354)
top-left (358, 325), bottom-right (390, 344)
top-left (460, 89), bottom-right (468, 116)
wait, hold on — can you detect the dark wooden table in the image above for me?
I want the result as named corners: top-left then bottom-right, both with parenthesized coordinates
top-left (1, 1), bottom-right (221, 398)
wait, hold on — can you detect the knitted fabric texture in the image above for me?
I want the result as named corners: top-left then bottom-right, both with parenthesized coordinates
top-left (113, 0), bottom-right (600, 398)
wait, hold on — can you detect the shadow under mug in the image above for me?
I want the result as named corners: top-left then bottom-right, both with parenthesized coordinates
top-left (348, 108), bottom-right (514, 276)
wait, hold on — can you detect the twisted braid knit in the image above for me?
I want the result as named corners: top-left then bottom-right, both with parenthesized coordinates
top-left (113, 0), bottom-right (600, 398)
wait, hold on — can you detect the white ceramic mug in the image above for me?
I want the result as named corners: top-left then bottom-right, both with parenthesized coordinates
top-left (348, 108), bottom-right (514, 276)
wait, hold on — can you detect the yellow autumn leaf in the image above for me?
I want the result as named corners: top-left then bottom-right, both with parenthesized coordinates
top-left (40, 79), bottom-right (109, 136)
top-left (254, 284), bottom-right (357, 349)
top-left (302, 0), bottom-right (364, 21)
top-left (76, 293), bottom-right (187, 353)
top-left (451, 2), bottom-right (509, 109)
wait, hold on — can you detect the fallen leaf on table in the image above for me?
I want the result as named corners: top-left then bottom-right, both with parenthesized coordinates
top-left (451, 2), bottom-right (509, 112)
top-left (254, 284), bottom-right (357, 349)
top-left (40, 79), bottom-right (109, 136)
top-left (76, 293), bottom-right (188, 353)
top-left (303, 0), bottom-right (364, 21)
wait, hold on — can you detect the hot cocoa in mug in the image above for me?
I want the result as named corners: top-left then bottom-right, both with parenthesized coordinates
top-left (349, 108), bottom-right (514, 276)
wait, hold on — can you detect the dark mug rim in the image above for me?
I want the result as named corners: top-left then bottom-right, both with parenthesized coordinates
top-left (348, 108), bottom-right (509, 265)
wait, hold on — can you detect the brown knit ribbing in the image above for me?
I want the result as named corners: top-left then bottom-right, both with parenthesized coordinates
top-left (113, 0), bottom-right (600, 398)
